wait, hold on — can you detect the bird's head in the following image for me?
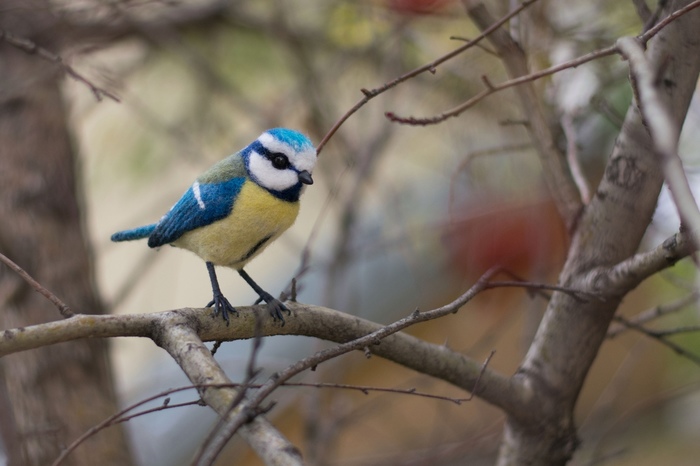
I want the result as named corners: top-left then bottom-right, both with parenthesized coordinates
top-left (244, 128), bottom-right (317, 200)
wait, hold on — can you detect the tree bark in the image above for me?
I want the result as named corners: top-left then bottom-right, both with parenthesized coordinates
top-left (0, 2), bottom-right (133, 465)
top-left (496, 1), bottom-right (700, 464)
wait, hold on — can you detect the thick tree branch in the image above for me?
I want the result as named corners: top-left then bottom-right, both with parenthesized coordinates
top-left (195, 269), bottom-right (531, 456)
top-left (0, 302), bottom-right (519, 416)
top-left (151, 313), bottom-right (302, 466)
top-left (618, 36), bottom-right (700, 243)
top-left (2, 290), bottom-right (523, 464)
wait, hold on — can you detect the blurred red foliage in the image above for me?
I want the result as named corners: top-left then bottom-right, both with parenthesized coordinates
top-left (386, 0), bottom-right (453, 15)
top-left (443, 198), bottom-right (568, 278)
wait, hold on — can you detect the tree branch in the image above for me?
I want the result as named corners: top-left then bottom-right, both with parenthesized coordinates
top-left (583, 230), bottom-right (696, 294)
top-left (150, 313), bottom-right (302, 466)
top-left (617, 36), bottom-right (700, 245)
top-left (2, 281), bottom-right (522, 464)
top-left (0, 302), bottom-right (519, 416)
top-left (182, 268), bottom-right (529, 458)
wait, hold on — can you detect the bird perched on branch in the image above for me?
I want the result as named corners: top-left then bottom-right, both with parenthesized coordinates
top-left (111, 128), bottom-right (317, 325)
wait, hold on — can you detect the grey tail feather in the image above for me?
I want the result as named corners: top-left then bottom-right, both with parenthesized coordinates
top-left (111, 224), bottom-right (157, 242)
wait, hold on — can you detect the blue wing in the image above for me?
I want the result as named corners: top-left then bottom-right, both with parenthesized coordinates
top-left (147, 177), bottom-right (246, 248)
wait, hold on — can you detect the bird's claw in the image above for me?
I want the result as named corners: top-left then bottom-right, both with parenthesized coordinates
top-left (257, 291), bottom-right (290, 325)
top-left (206, 292), bottom-right (238, 326)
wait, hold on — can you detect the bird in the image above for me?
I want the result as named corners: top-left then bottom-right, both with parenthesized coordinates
top-left (111, 128), bottom-right (317, 325)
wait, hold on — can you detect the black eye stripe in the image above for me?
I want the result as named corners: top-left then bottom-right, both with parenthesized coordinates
top-left (258, 146), bottom-right (292, 167)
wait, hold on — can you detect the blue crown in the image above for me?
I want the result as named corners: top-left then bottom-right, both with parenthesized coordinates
top-left (267, 128), bottom-right (314, 152)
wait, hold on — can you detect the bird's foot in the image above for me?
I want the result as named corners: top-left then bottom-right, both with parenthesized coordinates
top-left (255, 291), bottom-right (291, 324)
top-left (206, 291), bottom-right (238, 326)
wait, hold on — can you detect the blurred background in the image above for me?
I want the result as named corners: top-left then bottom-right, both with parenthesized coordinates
top-left (3, 0), bottom-right (700, 465)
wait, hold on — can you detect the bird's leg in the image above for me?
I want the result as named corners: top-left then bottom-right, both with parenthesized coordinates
top-left (237, 269), bottom-right (290, 324)
top-left (205, 261), bottom-right (237, 325)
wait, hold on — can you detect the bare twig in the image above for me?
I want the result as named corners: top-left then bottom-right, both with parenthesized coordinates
top-left (385, 0), bottom-right (700, 126)
top-left (608, 290), bottom-right (700, 337)
top-left (0, 29), bottom-right (119, 102)
top-left (585, 230), bottom-right (696, 293)
top-left (649, 325), bottom-right (700, 336)
top-left (59, 378), bottom-right (471, 465)
top-left (484, 280), bottom-right (600, 303)
top-left (0, 252), bottom-right (73, 318)
top-left (314, 0), bottom-right (541, 154)
top-left (384, 45), bottom-right (619, 126)
top-left (611, 316), bottom-right (700, 366)
top-left (639, 0), bottom-right (700, 41)
top-left (53, 385), bottom-right (205, 466)
top-left (467, 350), bottom-right (496, 400)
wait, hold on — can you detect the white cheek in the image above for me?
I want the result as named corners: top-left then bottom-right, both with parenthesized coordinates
top-left (292, 148), bottom-right (317, 173)
top-left (249, 152), bottom-right (298, 191)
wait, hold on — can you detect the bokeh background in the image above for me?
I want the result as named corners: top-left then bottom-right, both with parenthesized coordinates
top-left (9, 0), bottom-right (700, 464)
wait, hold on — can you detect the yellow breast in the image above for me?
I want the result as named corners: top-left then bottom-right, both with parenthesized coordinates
top-left (173, 181), bottom-right (300, 269)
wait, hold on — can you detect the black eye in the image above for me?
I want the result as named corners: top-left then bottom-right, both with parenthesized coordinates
top-left (271, 153), bottom-right (290, 170)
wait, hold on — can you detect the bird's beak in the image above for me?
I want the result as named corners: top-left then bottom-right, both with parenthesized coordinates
top-left (298, 170), bottom-right (314, 185)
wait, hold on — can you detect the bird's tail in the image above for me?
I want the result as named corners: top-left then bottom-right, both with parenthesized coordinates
top-left (111, 224), bottom-right (157, 242)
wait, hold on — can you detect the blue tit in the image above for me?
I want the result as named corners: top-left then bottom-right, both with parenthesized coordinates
top-left (111, 128), bottom-right (317, 324)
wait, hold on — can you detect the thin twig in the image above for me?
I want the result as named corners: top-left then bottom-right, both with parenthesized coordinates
top-left (385, 0), bottom-right (700, 126)
top-left (0, 252), bottom-right (73, 318)
top-left (638, 0), bottom-right (700, 42)
top-left (314, 0), bottom-right (541, 154)
top-left (467, 350), bottom-right (496, 401)
top-left (52, 385), bottom-right (206, 466)
top-left (0, 29), bottom-right (119, 102)
top-left (385, 45), bottom-right (618, 125)
top-left (486, 268), bottom-right (603, 302)
top-left (484, 280), bottom-right (600, 303)
top-left (612, 316), bottom-right (700, 366)
top-left (608, 290), bottom-right (700, 338)
top-left (56, 377), bottom-right (469, 464)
